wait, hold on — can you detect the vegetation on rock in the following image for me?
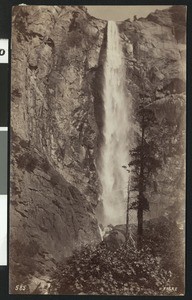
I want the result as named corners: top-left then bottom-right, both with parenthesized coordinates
top-left (50, 213), bottom-right (183, 295)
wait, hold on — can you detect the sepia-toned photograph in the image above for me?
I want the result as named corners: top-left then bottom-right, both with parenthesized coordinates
top-left (9, 5), bottom-right (186, 295)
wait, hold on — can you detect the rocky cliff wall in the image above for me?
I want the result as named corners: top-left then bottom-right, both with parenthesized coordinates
top-left (119, 6), bottom-right (185, 99)
top-left (10, 5), bottom-right (106, 289)
top-left (118, 5), bottom-right (186, 221)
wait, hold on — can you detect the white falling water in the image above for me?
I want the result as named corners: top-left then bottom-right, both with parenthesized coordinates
top-left (99, 21), bottom-right (131, 226)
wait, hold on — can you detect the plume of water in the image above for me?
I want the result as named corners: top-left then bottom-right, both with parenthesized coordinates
top-left (99, 21), bottom-right (131, 226)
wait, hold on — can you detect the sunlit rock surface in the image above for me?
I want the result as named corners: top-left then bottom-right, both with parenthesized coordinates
top-left (10, 6), bottom-right (106, 289)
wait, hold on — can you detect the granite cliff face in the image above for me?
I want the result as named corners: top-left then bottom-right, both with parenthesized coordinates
top-left (118, 5), bottom-right (185, 221)
top-left (10, 5), bottom-right (185, 292)
top-left (119, 5), bottom-right (185, 98)
top-left (10, 5), bottom-right (107, 290)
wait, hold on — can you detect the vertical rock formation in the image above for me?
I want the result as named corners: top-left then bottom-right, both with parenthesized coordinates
top-left (118, 5), bottom-right (186, 221)
top-left (10, 5), bottom-right (106, 290)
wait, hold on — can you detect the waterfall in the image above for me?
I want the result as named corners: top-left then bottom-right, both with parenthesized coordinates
top-left (99, 21), bottom-right (131, 226)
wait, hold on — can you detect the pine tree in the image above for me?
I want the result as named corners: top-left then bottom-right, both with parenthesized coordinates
top-left (129, 106), bottom-right (161, 248)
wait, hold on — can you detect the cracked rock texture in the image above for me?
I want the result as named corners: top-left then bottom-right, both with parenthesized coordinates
top-left (117, 5), bottom-right (186, 221)
top-left (10, 5), bottom-right (106, 291)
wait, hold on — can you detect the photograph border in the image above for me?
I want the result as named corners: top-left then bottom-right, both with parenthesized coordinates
top-left (0, 0), bottom-right (191, 299)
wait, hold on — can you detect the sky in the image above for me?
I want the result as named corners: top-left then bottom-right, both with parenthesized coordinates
top-left (86, 6), bottom-right (172, 21)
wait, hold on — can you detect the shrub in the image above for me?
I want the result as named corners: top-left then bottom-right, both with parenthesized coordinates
top-left (50, 242), bottom-right (174, 295)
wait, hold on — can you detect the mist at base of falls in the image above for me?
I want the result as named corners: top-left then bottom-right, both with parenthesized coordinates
top-left (98, 21), bottom-right (132, 226)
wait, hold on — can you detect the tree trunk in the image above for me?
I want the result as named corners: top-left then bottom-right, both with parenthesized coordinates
top-left (137, 204), bottom-right (143, 248)
top-left (125, 177), bottom-right (130, 247)
top-left (137, 115), bottom-right (145, 248)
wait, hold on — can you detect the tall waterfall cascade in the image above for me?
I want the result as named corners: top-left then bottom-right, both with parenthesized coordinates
top-left (99, 21), bottom-right (132, 226)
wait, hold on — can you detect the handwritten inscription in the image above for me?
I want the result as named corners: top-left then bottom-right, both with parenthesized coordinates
top-left (160, 286), bottom-right (178, 292)
top-left (15, 284), bottom-right (27, 292)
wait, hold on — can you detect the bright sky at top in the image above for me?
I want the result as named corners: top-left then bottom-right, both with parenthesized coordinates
top-left (86, 6), bottom-right (172, 21)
